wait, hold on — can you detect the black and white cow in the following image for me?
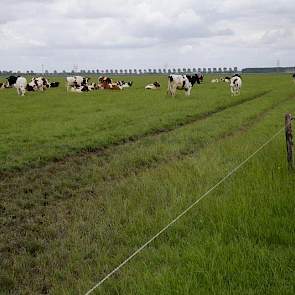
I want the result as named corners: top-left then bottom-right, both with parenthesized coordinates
top-left (6, 76), bottom-right (27, 95)
top-left (116, 81), bottom-right (133, 88)
top-left (70, 84), bottom-right (96, 92)
top-left (26, 84), bottom-right (35, 92)
top-left (145, 81), bottom-right (161, 90)
top-left (167, 74), bottom-right (200, 96)
top-left (230, 74), bottom-right (242, 96)
top-left (292, 73), bottom-right (295, 83)
top-left (23, 77), bottom-right (48, 92)
top-left (32, 77), bottom-right (50, 91)
top-left (66, 76), bottom-right (89, 91)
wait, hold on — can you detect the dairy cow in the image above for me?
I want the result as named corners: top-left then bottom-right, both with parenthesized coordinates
top-left (66, 76), bottom-right (89, 91)
top-left (167, 74), bottom-right (200, 96)
top-left (230, 74), bottom-right (242, 96)
top-left (145, 81), bottom-right (160, 90)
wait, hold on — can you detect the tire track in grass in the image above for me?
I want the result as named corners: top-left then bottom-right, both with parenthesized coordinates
top-left (0, 90), bottom-right (272, 177)
top-left (0, 92), bottom-right (290, 212)
top-left (0, 92), bottom-right (293, 294)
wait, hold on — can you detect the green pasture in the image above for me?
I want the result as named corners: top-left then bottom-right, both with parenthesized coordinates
top-left (0, 74), bottom-right (290, 172)
top-left (0, 74), bottom-right (295, 294)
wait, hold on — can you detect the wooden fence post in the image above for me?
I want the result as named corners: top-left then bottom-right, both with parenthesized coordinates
top-left (285, 113), bottom-right (294, 168)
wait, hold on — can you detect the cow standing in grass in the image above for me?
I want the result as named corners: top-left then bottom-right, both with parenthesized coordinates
top-left (230, 74), bottom-right (242, 96)
top-left (6, 75), bottom-right (27, 95)
top-left (167, 74), bottom-right (200, 96)
top-left (293, 73), bottom-right (295, 83)
top-left (15, 77), bottom-right (27, 96)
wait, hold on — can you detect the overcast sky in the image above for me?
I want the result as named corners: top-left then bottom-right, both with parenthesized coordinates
top-left (0, 0), bottom-right (294, 72)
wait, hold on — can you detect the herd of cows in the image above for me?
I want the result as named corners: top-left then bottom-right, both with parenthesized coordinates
top-left (0, 72), bottom-right (249, 97)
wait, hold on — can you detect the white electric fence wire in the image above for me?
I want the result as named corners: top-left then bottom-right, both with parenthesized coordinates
top-left (85, 126), bottom-right (285, 295)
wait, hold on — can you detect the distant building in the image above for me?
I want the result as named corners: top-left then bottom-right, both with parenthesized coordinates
top-left (242, 67), bottom-right (295, 73)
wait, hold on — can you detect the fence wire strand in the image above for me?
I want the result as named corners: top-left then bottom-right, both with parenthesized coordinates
top-left (85, 126), bottom-right (285, 295)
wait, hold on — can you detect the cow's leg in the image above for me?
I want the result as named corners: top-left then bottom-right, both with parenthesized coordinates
top-left (167, 83), bottom-right (172, 96)
top-left (16, 87), bottom-right (20, 95)
top-left (186, 87), bottom-right (192, 96)
top-left (20, 87), bottom-right (25, 96)
top-left (171, 85), bottom-right (176, 96)
top-left (231, 87), bottom-right (235, 96)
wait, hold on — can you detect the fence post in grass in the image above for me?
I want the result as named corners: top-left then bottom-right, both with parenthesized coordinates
top-left (285, 113), bottom-right (294, 168)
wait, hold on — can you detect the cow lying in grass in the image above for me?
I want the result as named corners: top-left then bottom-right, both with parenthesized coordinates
top-left (97, 76), bottom-right (123, 90)
top-left (66, 76), bottom-right (89, 91)
top-left (70, 83), bottom-right (97, 92)
top-left (220, 76), bottom-right (231, 83)
top-left (211, 79), bottom-right (219, 83)
top-left (145, 81), bottom-right (160, 90)
top-left (117, 81), bottom-right (133, 88)
top-left (27, 77), bottom-right (50, 91)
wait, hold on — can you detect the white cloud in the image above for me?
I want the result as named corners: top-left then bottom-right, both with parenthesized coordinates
top-left (179, 45), bottom-right (193, 54)
top-left (0, 0), bottom-right (294, 71)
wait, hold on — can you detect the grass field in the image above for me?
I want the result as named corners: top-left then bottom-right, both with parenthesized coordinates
top-left (0, 74), bottom-right (295, 294)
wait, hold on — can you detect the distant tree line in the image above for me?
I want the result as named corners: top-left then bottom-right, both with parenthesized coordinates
top-left (0, 67), bottom-right (239, 76)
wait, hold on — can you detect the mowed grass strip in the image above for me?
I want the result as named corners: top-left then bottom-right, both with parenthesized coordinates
top-left (0, 74), bottom-right (291, 172)
top-left (1, 78), bottom-right (294, 293)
